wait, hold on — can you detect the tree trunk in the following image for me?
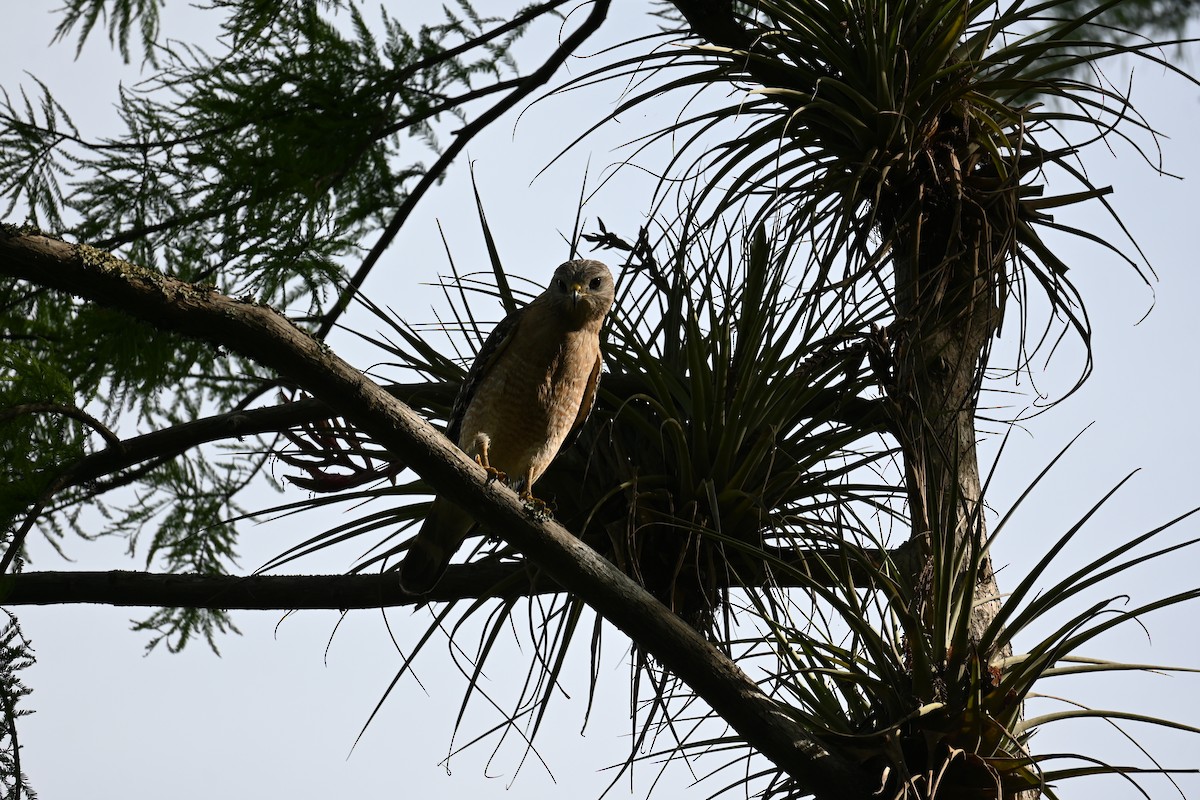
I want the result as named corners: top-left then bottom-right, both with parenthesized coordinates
top-left (892, 242), bottom-right (1003, 643)
top-left (884, 130), bottom-right (1036, 797)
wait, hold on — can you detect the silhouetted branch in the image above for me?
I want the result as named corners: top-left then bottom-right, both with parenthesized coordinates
top-left (0, 540), bottom-right (919, 609)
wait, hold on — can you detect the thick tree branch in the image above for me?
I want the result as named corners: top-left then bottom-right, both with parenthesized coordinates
top-left (0, 566), bottom-right (535, 608)
top-left (668, 0), bottom-right (755, 50)
top-left (0, 540), bottom-right (920, 608)
top-left (0, 226), bottom-right (871, 800)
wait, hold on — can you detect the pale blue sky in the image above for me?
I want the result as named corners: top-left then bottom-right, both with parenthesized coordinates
top-left (4, 4), bottom-right (1199, 799)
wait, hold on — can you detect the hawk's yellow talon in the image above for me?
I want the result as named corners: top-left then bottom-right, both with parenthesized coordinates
top-left (475, 452), bottom-right (507, 485)
top-left (521, 493), bottom-right (555, 522)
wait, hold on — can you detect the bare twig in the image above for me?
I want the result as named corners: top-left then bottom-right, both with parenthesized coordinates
top-left (0, 402), bottom-right (120, 446)
top-left (315, 0), bottom-right (614, 339)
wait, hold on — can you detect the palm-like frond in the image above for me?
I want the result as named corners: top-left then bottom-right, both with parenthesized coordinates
top-left (560, 0), bottom-right (1196, 388)
top-left (626, 437), bottom-right (1200, 799)
top-left (253, 1), bottom-right (1200, 795)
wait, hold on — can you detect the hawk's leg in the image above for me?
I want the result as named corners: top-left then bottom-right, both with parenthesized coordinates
top-left (474, 441), bottom-right (508, 486)
top-left (518, 468), bottom-right (555, 521)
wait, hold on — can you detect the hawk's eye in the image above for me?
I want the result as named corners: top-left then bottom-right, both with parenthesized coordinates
top-left (556, 278), bottom-right (568, 292)
top-left (589, 277), bottom-right (603, 290)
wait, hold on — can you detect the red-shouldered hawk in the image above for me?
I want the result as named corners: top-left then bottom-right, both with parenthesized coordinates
top-left (399, 259), bottom-right (615, 594)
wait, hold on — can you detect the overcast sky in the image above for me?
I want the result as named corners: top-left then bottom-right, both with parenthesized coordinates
top-left (4, 4), bottom-right (1199, 799)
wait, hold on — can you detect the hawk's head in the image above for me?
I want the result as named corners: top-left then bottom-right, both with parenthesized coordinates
top-left (549, 259), bottom-right (615, 329)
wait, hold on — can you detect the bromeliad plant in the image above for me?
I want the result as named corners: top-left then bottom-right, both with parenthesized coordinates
top-left (276, 210), bottom-right (900, 625)
top-left (262, 213), bottom-right (907, 782)
top-left (701, 440), bottom-right (1200, 800)
top-left (272, 209), bottom-right (1200, 798)
top-left (266, 0), bottom-right (1200, 795)
top-left (563, 222), bottom-right (897, 631)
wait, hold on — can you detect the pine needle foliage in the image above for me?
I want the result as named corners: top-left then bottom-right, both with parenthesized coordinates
top-left (567, 0), bottom-right (1194, 380)
top-left (0, 0), bottom-right (553, 622)
top-left (0, 612), bottom-right (35, 800)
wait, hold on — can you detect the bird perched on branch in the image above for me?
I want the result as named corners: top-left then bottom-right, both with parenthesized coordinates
top-left (399, 259), bottom-right (615, 594)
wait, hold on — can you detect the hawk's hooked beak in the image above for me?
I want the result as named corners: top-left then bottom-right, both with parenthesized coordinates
top-left (570, 282), bottom-right (585, 307)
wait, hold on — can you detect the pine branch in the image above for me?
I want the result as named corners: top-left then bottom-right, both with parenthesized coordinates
top-left (0, 401), bottom-right (120, 445)
top-left (0, 539), bottom-right (920, 609)
top-left (0, 567), bottom-right (526, 608)
top-left (0, 224), bottom-right (872, 800)
top-left (61, 383), bottom-right (451, 487)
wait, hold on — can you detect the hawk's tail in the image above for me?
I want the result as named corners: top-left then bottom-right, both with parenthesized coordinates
top-left (399, 498), bottom-right (476, 595)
